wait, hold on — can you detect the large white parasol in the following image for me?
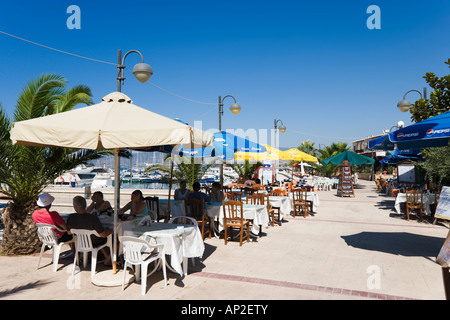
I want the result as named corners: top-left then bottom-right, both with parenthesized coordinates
top-left (10, 91), bottom-right (213, 285)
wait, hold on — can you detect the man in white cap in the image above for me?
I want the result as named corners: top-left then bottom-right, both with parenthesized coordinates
top-left (32, 193), bottom-right (73, 247)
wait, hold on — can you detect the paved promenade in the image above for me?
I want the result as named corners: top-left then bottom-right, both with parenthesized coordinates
top-left (0, 180), bottom-right (448, 301)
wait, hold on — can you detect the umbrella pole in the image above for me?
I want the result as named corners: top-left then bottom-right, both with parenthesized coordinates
top-left (165, 160), bottom-right (174, 222)
top-left (113, 148), bottom-right (120, 274)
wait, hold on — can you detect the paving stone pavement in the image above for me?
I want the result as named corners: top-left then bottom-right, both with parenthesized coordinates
top-left (0, 180), bottom-right (448, 303)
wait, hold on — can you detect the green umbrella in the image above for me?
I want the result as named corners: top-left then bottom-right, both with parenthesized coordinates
top-left (322, 150), bottom-right (375, 165)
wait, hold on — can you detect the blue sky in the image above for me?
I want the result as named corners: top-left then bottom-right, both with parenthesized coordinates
top-left (1, 0), bottom-right (449, 149)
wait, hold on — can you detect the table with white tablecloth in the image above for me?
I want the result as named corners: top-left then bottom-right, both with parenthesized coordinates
top-left (394, 193), bottom-right (437, 215)
top-left (157, 199), bottom-right (185, 219)
top-left (99, 216), bottom-right (204, 276)
top-left (204, 202), bottom-right (269, 235)
top-left (268, 196), bottom-right (292, 220)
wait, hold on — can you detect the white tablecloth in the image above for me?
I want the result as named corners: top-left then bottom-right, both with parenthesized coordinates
top-left (205, 202), bottom-right (269, 235)
top-left (100, 216), bottom-right (204, 276)
top-left (394, 193), bottom-right (436, 215)
top-left (268, 196), bottom-right (292, 219)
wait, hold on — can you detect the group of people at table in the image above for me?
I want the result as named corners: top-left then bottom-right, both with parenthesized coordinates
top-left (31, 175), bottom-right (312, 272)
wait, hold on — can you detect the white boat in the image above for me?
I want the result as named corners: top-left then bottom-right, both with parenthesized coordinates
top-left (54, 164), bottom-right (113, 187)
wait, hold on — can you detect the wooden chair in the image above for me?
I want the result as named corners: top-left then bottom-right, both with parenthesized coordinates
top-left (226, 191), bottom-right (243, 202)
top-left (260, 193), bottom-right (279, 227)
top-left (292, 188), bottom-right (309, 218)
top-left (222, 200), bottom-right (250, 246)
top-left (300, 186), bottom-right (314, 213)
top-left (271, 188), bottom-right (286, 196)
top-left (184, 199), bottom-right (210, 240)
top-left (144, 196), bottom-right (164, 222)
top-left (405, 190), bottom-right (423, 221)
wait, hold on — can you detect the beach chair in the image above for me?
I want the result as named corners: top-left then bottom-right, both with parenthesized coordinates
top-left (119, 236), bottom-right (167, 296)
top-left (36, 223), bottom-right (74, 272)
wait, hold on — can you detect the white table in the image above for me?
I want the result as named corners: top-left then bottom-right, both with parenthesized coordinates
top-left (100, 216), bottom-right (204, 276)
top-left (268, 196), bottom-right (292, 220)
top-left (204, 202), bottom-right (269, 235)
top-left (286, 192), bottom-right (320, 213)
top-left (394, 193), bottom-right (437, 215)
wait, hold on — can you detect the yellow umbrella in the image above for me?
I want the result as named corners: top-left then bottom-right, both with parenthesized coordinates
top-left (281, 148), bottom-right (318, 162)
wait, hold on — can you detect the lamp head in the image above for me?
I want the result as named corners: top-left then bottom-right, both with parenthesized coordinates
top-left (397, 120), bottom-right (405, 129)
top-left (397, 99), bottom-right (412, 112)
top-left (278, 124), bottom-right (287, 133)
top-left (132, 62), bottom-right (153, 83)
top-left (229, 102), bottom-right (241, 115)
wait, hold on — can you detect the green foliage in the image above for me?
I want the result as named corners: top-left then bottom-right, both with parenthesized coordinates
top-left (310, 142), bottom-right (350, 177)
top-left (0, 74), bottom-right (109, 255)
top-left (415, 146), bottom-right (450, 185)
top-left (146, 156), bottom-right (216, 190)
top-left (228, 161), bottom-right (262, 180)
top-left (410, 59), bottom-right (450, 123)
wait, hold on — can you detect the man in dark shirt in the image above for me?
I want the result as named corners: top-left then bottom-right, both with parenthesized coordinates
top-left (67, 196), bottom-right (113, 265)
top-left (186, 182), bottom-right (211, 202)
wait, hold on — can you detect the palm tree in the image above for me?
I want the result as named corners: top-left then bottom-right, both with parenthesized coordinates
top-left (146, 156), bottom-right (216, 190)
top-left (297, 140), bottom-right (320, 158)
top-left (228, 161), bottom-right (263, 180)
top-left (310, 142), bottom-right (350, 177)
top-left (0, 74), bottom-right (109, 255)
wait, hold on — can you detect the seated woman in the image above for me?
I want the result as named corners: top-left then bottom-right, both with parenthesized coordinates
top-left (120, 190), bottom-right (148, 219)
top-left (87, 191), bottom-right (112, 215)
top-left (174, 181), bottom-right (191, 200)
top-left (210, 182), bottom-right (225, 202)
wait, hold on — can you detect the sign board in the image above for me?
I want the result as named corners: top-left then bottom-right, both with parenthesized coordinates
top-left (397, 163), bottom-right (416, 184)
top-left (437, 229), bottom-right (450, 267)
top-left (435, 186), bottom-right (450, 221)
top-left (337, 162), bottom-right (354, 197)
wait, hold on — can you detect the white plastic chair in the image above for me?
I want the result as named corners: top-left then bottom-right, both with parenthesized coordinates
top-left (168, 216), bottom-right (198, 226)
top-left (119, 236), bottom-right (167, 296)
top-left (70, 229), bottom-right (113, 278)
top-left (36, 223), bottom-right (74, 272)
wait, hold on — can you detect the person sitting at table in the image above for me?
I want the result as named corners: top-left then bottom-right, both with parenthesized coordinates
top-left (32, 193), bottom-right (74, 252)
top-left (87, 191), bottom-right (112, 216)
top-left (244, 175), bottom-right (256, 187)
top-left (66, 196), bottom-right (113, 265)
top-left (187, 181), bottom-right (211, 202)
top-left (210, 182), bottom-right (225, 202)
top-left (120, 189), bottom-right (148, 219)
top-left (174, 180), bottom-right (191, 200)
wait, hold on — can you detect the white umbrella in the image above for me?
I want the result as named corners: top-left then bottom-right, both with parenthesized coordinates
top-left (10, 92), bottom-right (213, 284)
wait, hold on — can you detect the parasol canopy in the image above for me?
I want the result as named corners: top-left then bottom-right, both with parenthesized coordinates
top-left (322, 150), bottom-right (375, 165)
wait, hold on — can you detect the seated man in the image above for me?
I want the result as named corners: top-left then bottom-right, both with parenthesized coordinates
top-left (187, 182), bottom-right (211, 202)
top-left (32, 193), bottom-right (74, 251)
top-left (66, 196), bottom-right (113, 265)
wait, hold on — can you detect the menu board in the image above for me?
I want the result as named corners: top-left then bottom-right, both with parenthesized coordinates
top-left (337, 162), bottom-right (354, 197)
top-left (435, 187), bottom-right (450, 221)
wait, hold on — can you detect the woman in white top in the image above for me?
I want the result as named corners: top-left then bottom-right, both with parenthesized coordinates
top-left (174, 181), bottom-right (191, 200)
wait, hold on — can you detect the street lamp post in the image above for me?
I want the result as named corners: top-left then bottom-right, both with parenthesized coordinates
top-left (273, 119), bottom-right (286, 150)
top-left (218, 95), bottom-right (241, 185)
top-left (116, 49), bottom-right (153, 93)
top-left (397, 87), bottom-right (427, 112)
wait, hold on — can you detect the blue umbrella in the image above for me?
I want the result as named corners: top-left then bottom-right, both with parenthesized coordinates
top-left (379, 148), bottom-right (422, 164)
top-left (179, 131), bottom-right (267, 160)
top-left (389, 111), bottom-right (450, 150)
top-left (368, 135), bottom-right (395, 150)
